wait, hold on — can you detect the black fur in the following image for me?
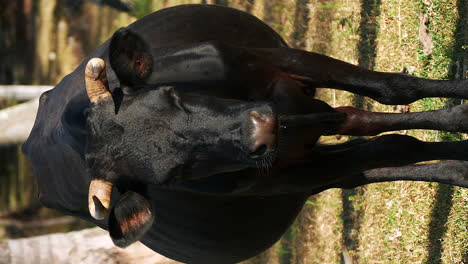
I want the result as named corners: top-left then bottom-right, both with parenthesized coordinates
top-left (85, 85), bottom-right (275, 184)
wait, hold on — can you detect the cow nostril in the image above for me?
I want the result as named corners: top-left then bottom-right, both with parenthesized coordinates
top-left (250, 144), bottom-right (268, 158)
top-left (249, 110), bottom-right (277, 159)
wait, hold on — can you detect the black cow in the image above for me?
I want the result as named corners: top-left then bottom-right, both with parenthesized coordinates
top-left (23, 4), bottom-right (467, 264)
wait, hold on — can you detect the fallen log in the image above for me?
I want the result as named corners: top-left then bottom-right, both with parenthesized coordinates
top-left (0, 86), bottom-right (52, 100)
top-left (0, 216), bottom-right (77, 229)
top-left (0, 227), bottom-right (181, 264)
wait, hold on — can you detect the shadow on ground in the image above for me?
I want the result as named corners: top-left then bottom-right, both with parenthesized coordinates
top-left (425, 0), bottom-right (468, 263)
top-left (341, 1), bottom-right (382, 263)
top-left (425, 185), bottom-right (454, 264)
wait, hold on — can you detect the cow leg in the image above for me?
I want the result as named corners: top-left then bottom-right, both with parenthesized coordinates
top-left (331, 104), bottom-right (468, 136)
top-left (257, 161), bottom-right (468, 195)
top-left (273, 135), bottom-right (468, 193)
top-left (340, 161), bottom-right (468, 189)
top-left (250, 47), bottom-right (467, 105)
top-left (264, 161), bottom-right (468, 195)
top-left (273, 103), bottom-right (468, 163)
top-left (310, 135), bottom-right (468, 169)
top-left (278, 103), bottom-right (468, 137)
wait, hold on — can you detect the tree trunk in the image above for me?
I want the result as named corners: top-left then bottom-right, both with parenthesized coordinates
top-left (0, 227), bottom-right (181, 264)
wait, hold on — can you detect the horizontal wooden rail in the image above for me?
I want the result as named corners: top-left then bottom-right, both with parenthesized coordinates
top-left (0, 227), bottom-right (180, 264)
top-left (0, 85), bottom-right (52, 100)
top-left (0, 99), bottom-right (38, 145)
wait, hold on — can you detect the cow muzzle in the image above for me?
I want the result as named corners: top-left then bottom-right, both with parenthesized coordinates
top-left (249, 111), bottom-right (277, 158)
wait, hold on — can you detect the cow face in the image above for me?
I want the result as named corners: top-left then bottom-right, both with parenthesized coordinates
top-left (85, 83), bottom-right (278, 185)
top-left (84, 36), bottom-right (279, 245)
top-left (85, 56), bottom-right (278, 233)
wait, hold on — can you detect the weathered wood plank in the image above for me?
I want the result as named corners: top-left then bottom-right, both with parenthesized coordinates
top-left (0, 99), bottom-right (38, 145)
top-left (1, 227), bottom-right (181, 264)
top-left (0, 86), bottom-right (52, 100)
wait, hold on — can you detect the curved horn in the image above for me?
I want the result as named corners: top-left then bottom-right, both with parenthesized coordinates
top-left (88, 179), bottom-right (113, 220)
top-left (85, 58), bottom-right (111, 103)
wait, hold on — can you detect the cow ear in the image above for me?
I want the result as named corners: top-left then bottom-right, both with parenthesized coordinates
top-left (108, 191), bottom-right (154, 248)
top-left (109, 27), bottom-right (153, 86)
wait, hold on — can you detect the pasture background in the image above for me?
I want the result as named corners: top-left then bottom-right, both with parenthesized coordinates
top-left (0, 0), bottom-right (466, 263)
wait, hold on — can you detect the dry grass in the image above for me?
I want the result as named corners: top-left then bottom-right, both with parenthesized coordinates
top-left (295, 191), bottom-right (344, 264)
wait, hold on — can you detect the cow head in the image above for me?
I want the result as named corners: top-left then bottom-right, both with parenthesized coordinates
top-left (84, 57), bottom-right (278, 246)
